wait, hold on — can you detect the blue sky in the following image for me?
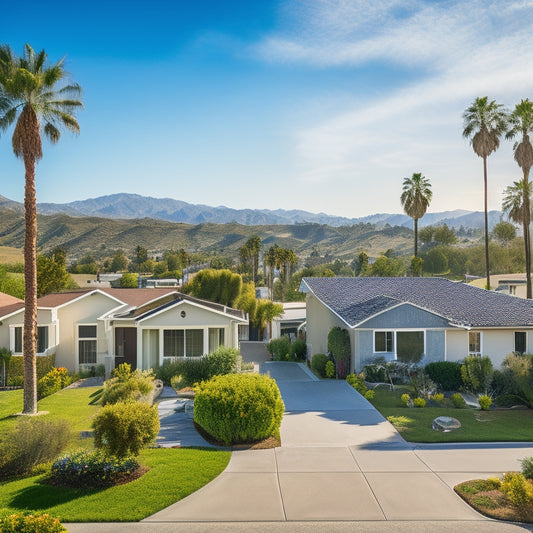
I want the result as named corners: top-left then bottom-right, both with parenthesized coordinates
top-left (2, 0), bottom-right (533, 218)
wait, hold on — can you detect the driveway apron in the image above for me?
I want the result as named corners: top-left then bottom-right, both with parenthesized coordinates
top-left (144, 362), bottom-right (533, 523)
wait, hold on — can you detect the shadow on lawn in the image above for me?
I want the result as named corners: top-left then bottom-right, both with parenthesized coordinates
top-left (9, 480), bottom-right (104, 510)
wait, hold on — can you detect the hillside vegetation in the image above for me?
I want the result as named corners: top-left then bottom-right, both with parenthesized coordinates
top-left (0, 210), bottom-right (413, 260)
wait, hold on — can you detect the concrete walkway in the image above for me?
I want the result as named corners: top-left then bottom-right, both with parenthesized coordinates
top-left (65, 363), bottom-right (533, 531)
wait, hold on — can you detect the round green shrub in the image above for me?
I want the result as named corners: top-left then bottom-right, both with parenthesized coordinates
top-left (101, 368), bottom-right (155, 405)
top-left (194, 373), bottom-right (284, 445)
top-left (289, 338), bottom-right (307, 361)
top-left (413, 397), bottom-right (426, 408)
top-left (401, 393), bottom-right (411, 406)
top-left (93, 401), bottom-right (160, 457)
top-left (451, 392), bottom-right (467, 408)
top-left (521, 457), bottom-right (533, 481)
top-left (364, 389), bottom-right (375, 400)
top-left (478, 395), bottom-right (492, 411)
top-left (311, 353), bottom-right (328, 377)
top-left (346, 373), bottom-right (369, 395)
top-left (431, 392), bottom-right (445, 405)
top-left (325, 360), bottom-right (336, 379)
top-left (502, 472), bottom-right (533, 506)
top-left (207, 347), bottom-right (239, 375)
top-left (424, 361), bottom-right (462, 391)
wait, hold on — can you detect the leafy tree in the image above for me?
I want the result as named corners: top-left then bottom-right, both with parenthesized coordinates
top-left (422, 247), bottom-right (448, 275)
top-left (0, 44), bottom-right (83, 414)
top-left (493, 220), bottom-right (517, 273)
top-left (0, 265), bottom-right (25, 299)
top-left (183, 269), bottom-right (242, 307)
top-left (109, 251), bottom-right (128, 272)
top-left (239, 235), bottom-right (261, 283)
top-left (120, 272), bottom-right (138, 288)
top-left (433, 224), bottom-right (457, 246)
top-left (134, 245), bottom-right (148, 271)
top-left (327, 327), bottom-right (351, 379)
top-left (506, 99), bottom-right (533, 298)
top-left (370, 256), bottom-right (405, 277)
top-left (354, 251), bottom-right (370, 276)
top-left (410, 256), bottom-right (423, 277)
top-left (419, 226), bottom-right (435, 249)
top-left (400, 172), bottom-right (432, 257)
top-left (462, 96), bottom-right (508, 290)
top-left (37, 247), bottom-right (74, 296)
top-left (253, 299), bottom-right (283, 340)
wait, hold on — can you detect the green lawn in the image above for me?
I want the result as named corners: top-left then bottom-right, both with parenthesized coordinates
top-left (0, 386), bottom-right (231, 521)
top-left (0, 447), bottom-right (230, 522)
top-left (370, 386), bottom-right (533, 443)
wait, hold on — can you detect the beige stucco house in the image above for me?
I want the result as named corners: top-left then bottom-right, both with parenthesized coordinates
top-left (300, 277), bottom-right (533, 372)
top-left (0, 288), bottom-right (248, 375)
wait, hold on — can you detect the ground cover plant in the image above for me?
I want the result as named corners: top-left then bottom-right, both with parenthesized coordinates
top-left (369, 385), bottom-right (533, 442)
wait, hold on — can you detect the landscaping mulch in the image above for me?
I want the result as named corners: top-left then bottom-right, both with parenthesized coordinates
top-left (455, 479), bottom-right (533, 523)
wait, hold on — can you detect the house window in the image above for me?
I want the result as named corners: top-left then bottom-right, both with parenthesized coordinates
top-left (186, 330), bottom-right (203, 357)
top-left (509, 285), bottom-right (517, 296)
top-left (79, 325), bottom-right (97, 365)
top-left (469, 331), bottom-right (481, 355)
top-left (375, 331), bottom-right (393, 352)
top-left (208, 328), bottom-right (225, 353)
top-left (14, 327), bottom-right (22, 353)
top-left (396, 331), bottom-right (424, 363)
top-left (37, 326), bottom-right (48, 354)
top-left (515, 332), bottom-right (527, 354)
top-left (164, 330), bottom-right (184, 357)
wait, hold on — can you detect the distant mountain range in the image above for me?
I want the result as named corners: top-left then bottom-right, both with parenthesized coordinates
top-left (0, 193), bottom-right (501, 230)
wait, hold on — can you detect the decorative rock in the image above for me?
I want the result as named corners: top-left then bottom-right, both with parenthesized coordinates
top-left (432, 416), bottom-right (461, 432)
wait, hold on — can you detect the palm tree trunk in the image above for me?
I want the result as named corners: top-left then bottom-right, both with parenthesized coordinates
top-left (23, 155), bottom-right (38, 414)
top-left (414, 218), bottom-right (418, 257)
top-left (483, 156), bottom-right (491, 290)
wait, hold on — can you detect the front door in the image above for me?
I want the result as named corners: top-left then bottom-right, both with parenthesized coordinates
top-left (115, 327), bottom-right (137, 369)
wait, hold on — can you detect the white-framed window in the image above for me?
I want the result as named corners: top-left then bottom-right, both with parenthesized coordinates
top-left (13, 326), bottom-right (48, 354)
top-left (374, 331), bottom-right (394, 352)
top-left (515, 331), bottom-right (527, 354)
top-left (78, 324), bottom-right (97, 364)
top-left (163, 329), bottom-right (204, 357)
top-left (468, 331), bottom-right (481, 355)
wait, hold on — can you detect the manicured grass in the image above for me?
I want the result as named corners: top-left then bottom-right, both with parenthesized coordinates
top-left (0, 447), bottom-right (230, 522)
top-left (0, 387), bottom-right (102, 449)
top-left (370, 386), bottom-right (533, 442)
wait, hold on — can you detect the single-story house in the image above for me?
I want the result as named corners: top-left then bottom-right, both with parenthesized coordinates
top-left (0, 288), bottom-right (248, 375)
top-left (300, 277), bottom-right (533, 371)
top-left (271, 301), bottom-right (306, 341)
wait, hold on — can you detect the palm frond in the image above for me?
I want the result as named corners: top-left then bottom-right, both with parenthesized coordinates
top-left (0, 106), bottom-right (18, 133)
top-left (42, 64), bottom-right (64, 88)
top-left (44, 122), bottom-right (61, 144)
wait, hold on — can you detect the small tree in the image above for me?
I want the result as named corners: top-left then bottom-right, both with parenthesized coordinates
top-left (327, 327), bottom-right (351, 379)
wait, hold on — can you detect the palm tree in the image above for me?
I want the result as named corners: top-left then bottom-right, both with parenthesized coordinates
top-left (502, 179), bottom-right (533, 297)
top-left (506, 99), bottom-right (533, 299)
top-left (400, 172), bottom-right (432, 259)
top-left (462, 97), bottom-right (507, 290)
top-left (0, 44), bottom-right (83, 414)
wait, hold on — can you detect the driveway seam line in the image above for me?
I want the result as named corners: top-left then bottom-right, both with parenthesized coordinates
top-left (274, 448), bottom-right (288, 521)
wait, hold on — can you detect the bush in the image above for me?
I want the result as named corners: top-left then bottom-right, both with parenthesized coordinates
top-left (51, 448), bottom-right (139, 488)
top-left (38, 367), bottom-right (74, 400)
top-left (494, 394), bottom-right (526, 407)
top-left (120, 272), bottom-right (138, 288)
top-left (431, 392), bottom-right (445, 405)
top-left (311, 353), bottom-right (328, 378)
top-left (328, 327), bottom-right (351, 379)
top-left (266, 337), bottom-right (291, 361)
top-left (289, 338), bottom-right (307, 361)
top-left (502, 472), bottom-right (533, 506)
top-left (101, 364), bottom-right (155, 405)
top-left (451, 392), bottom-right (467, 408)
top-left (0, 418), bottom-right (70, 479)
top-left (478, 395), bottom-right (492, 410)
top-left (363, 364), bottom-right (388, 383)
top-left (8, 353), bottom-right (55, 383)
top-left (425, 361), bottom-right (462, 391)
top-left (521, 457), bottom-right (533, 481)
top-left (410, 372), bottom-right (436, 399)
top-left (413, 397), bottom-right (426, 408)
top-left (325, 360), bottom-right (335, 378)
top-left (461, 355), bottom-right (493, 394)
top-left (194, 373), bottom-right (284, 445)
top-left (206, 347), bottom-right (239, 375)
top-left (93, 401), bottom-right (160, 457)
top-left (498, 353), bottom-right (533, 408)
top-left (346, 373), bottom-right (369, 396)
top-left (0, 512), bottom-right (66, 533)
top-left (486, 476), bottom-right (502, 490)
top-left (364, 390), bottom-right (375, 400)
top-left (401, 393), bottom-right (411, 406)
top-left (155, 360), bottom-right (182, 385)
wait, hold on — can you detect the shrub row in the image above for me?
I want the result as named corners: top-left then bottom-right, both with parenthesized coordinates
top-left (266, 337), bottom-right (306, 362)
top-left (38, 367), bottom-right (75, 400)
top-left (156, 347), bottom-right (240, 386)
top-left (194, 373), bottom-right (284, 445)
top-left (100, 363), bottom-right (155, 405)
top-left (7, 353), bottom-right (55, 386)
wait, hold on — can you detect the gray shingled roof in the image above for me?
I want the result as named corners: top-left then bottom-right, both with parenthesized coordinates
top-left (300, 277), bottom-right (533, 328)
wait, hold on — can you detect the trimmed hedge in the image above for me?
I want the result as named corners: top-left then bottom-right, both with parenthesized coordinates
top-left (93, 401), bottom-right (160, 457)
top-left (328, 327), bottom-right (351, 379)
top-left (7, 353), bottom-right (55, 386)
top-left (424, 361), bottom-right (462, 391)
top-left (266, 337), bottom-right (291, 361)
top-left (311, 353), bottom-right (328, 377)
top-left (194, 373), bottom-right (284, 445)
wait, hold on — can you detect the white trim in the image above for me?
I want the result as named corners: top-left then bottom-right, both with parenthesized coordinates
top-left (468, 330), bottom-right (483, 355)
top-left (372, 328), bottom-right (426, 361)
top-left (373, 330), bottom-right (394, 353)
top-left (160, 326), bottom-right (207, 358)
top-left (76, 323), bottom-right (98, 370)
top-left (513, 330), bottom-right (527, 354)
top-left (0, 307), bottom-right (24, 321)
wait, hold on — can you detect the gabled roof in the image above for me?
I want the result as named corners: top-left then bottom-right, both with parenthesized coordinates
top-left (0, 292), bottom-right (24, 319)
top-left (300, 277), bottom-right (533, 328)
top-left (111, 291), bottom-right (247, 322)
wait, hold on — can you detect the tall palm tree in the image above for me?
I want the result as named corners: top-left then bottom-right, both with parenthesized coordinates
top-left (506, 99), bottom-right (533, 299)
top-left (400, 172), bottom-right (432, 260)
top-left (462, 97), bottom-right (507, 290)
top-left (502, 179), bottom-right (533, 297)
top-left (0, 44), bottom-right (83, 414)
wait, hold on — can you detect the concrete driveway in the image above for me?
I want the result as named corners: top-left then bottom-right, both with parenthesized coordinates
top-left (66, 363), bottom-right (533, 530)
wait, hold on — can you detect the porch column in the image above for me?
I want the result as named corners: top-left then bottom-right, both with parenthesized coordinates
top-left (159, 329), bottom-right (164, 366)
top-left (137, 327), bottom-right (143, 370)
top-left (203, 328), bottom-right (209, 355)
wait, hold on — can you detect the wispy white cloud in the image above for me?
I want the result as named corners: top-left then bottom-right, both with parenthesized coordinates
top-left (251, 0), bottom-right (533, 215)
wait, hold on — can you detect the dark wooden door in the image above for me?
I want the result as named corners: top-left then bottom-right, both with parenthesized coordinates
top-left (115, 327), bottom-right (138, 369)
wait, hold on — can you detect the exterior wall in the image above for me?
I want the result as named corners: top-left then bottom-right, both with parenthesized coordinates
top-left (4, 309), bottom-right (56, 356)
top-left (305, 293), bottom-right (347, 357)
top-left (139, 302), bottom-right (233, 328)
top-left (360, 303), bottom-right (450, 329)
top-left (426, 330), bottom-right (445, 364)
top-left (445, 329), bottom-right (466, 362)
top-left (0, 310), bottom-right (24, 352)
top-left (55, 293), bottom-right (123, 373)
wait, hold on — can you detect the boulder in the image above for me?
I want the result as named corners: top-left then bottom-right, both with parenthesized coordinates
top-left (432, 416), bottom-right (461, 432)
